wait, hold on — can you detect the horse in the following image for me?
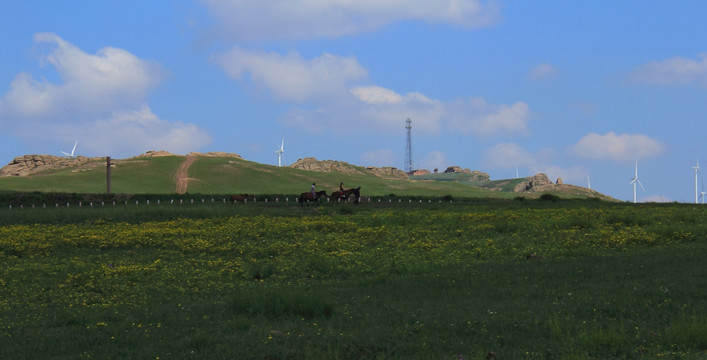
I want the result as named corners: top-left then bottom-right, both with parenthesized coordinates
top-left (230, 194), bottom-right (251, 203)
top-left (299, 190), bottom-right (329, 206)
top-left (330, 186), bottom-right (361, 204)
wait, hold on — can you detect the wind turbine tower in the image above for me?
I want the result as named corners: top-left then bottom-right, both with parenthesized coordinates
top-left (629, 161), bottom-right (645, 203)
top-left (404, 118), bottom-right (413, 174)
top-left (275, 138), bottom-right (284, 167)
top-left (693, 159), bottom-right (700, 204)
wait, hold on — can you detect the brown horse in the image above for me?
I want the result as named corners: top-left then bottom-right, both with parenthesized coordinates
top-left (230, 194), bottom-right (251, 203)
top-left (299, 190), bottom-right (329, 206)
top-left (330, 186), bottom-right (361, 204)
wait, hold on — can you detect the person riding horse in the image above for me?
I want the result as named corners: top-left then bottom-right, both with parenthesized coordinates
top-left (331, 186), bottom-right (361, 204)
top-left (299, 190), bottom-right (328, 206)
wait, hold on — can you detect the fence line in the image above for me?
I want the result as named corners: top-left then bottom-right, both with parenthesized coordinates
top-left (5, 195), bottom-right (459, 210)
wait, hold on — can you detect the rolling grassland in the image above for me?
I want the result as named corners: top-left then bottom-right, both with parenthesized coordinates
top-left (1, 200), bottom-right (705, 359)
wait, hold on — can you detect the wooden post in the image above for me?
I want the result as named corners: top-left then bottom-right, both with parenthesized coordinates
top-left (106, 156), bottom-right (112, 194)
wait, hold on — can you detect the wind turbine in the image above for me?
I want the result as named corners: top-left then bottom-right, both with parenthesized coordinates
top-left (700, 191), bottom-right (707, 204)
top-left (275, 138), bottom-right (284, 167)
top-left (587, 174), bottom-right (591, 190)
top-left (693, 159), bottom-right (700, 204)
top-left (61, 140), bottom-right (78, 158)
top-left (629, 161), bottom-right (645, 203)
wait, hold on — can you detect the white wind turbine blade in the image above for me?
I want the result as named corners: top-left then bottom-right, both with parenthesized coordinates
top-left (70, 140), bottom-right (78, 156)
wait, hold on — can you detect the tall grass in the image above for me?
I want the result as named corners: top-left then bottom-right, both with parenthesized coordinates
top-left (1, 201), bottom-right (706, 359)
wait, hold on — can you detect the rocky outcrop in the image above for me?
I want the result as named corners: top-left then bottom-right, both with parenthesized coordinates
top-left (513, 173), bottom-right (554, 192)
top-left (467, 170), bottom-right (491, 181)
top-left (365, 166), bottom-right (409, 180)
top-left (290, 157), bottom-right (367, 175)
top-left (0, 155), bottom-right (95, 177)
top-left (556, 177), bottom-right (563, 185)
top-left (411, 169), bottom-right (430, 176)
top-left (134, 150), bottom-right (177, 157)
top-left (290, 157), bottom-right (408, 180)
top-left (187, 151), bottom-right (242, 158)
top-left (444, 166), bottom-right (471, 174)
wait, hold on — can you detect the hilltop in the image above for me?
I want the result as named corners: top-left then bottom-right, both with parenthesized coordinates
top-left (0, 151), bottom-right (614, 200)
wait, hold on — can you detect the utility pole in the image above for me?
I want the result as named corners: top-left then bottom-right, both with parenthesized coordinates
top-left (405, 118), bottom-right (412, 174)
top-left (106, 156), bottom-right (112, 194)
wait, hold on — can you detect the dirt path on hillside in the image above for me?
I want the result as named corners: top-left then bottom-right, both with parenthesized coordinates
top-left (175, 156), bottom-right (197, 194)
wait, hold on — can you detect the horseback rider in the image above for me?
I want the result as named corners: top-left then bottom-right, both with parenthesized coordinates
top-left (339, 182), bottom-right (345, 198)
top-left (310, 183), bottom-right (316, 198)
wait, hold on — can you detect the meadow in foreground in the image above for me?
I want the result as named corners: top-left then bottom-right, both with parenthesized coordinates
top-left (1, 200), bottom-right (706, 359)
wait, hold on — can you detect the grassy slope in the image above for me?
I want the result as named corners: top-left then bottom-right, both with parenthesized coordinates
top-left (0, 155), bottom-right (594, 199)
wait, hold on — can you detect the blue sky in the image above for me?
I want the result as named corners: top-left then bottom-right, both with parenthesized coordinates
top-left (1, 1), bottom-right (706, 202)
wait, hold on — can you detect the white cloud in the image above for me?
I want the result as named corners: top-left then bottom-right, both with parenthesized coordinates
top-left (212, 48), bottom-right (367, 102)
top-left (572, 132), bottom-right (664, 162)
top-left (418, 150), bottom-right (450, 172)
top-left (0, 33), bottom-right (166, 119)
top-left (483, 143), bottom-right (534, 169)
top-left (361, 148), bottom-right (397, 167)
top-left (528, 164), bottom-right (587, 184)
top-left (351, 86), bottom-right (444, 133)
top-left (51, 106), bottom-right (212, 158)
top-left (201, 0), bottom-right (502, 42)
top-left (448, 98), bottom-right (530, 136)
top-left (279, 84), bottom-right (529, 136)
top-left (627, 54), bottom-right (707, 87)
top-left (0, 33), bottom-right (211, 156)
top-left (214, 48), bottom-right (531, 137)
top-left (528, 63), bottom-right (558, 81)
top-left (483, 142), bottom-right (588, 183)
top-left (351, 85), bottom-right (404, 104)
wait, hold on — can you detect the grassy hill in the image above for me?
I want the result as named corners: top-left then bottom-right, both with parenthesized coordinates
top-left (0, 154), bottom-right (610, 200)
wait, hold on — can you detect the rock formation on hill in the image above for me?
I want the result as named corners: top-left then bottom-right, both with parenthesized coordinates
top-left (289, 157), bottom-right (408, 180)
top-left (187, 151), bottom-right (242, 158)
top-left (365, 166), bottom-right (409, 180)
top-left (467, 170), bottom-right (491, 181)
top-left (134, 150), bottom-right (177, 157)
top-left (514, 173), bottom-right (554, 192)
top-left (441, 166), bottom-right (490, 181)
top-left (511, 173), bottom-right (612, 199)
top-left (1, 151), bottom-right (244, 177)
top-left (443, 166), bottom-right (471, 174)
top-left (0, 155), bottom-right (96, 177)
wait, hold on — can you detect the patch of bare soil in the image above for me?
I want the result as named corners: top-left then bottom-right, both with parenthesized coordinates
top-left (175, 156), bottom-right (197, 194)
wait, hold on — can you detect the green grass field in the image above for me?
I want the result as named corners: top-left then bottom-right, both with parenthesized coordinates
top-left (1, 200), bottom-right (706, 359)
top-left (0, 155), bottom-right (601, 201)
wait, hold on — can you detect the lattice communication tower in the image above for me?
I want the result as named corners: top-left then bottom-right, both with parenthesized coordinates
top-left (405, 118), bottom-right (413, 174)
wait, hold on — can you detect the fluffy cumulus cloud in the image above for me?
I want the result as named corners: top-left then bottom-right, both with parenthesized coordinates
top-left (528, 63), bottom-right (558, 81)
top-left (51, 106), bottom-right (212, 157)
top-left (360, 148), bottom-right (397, 167)
top-left (418, 150), bottom-right (450, 172)
top-left (572, 132), bottom-right (664, 162)
top-left (447, 98), bottom-right (530, 136)
top-left (0, 33), bottom-right (211, 156)
top-left (483, 142), bottom-right (587, 183)
top-left (212, 48), bottom-right (367, 102)
top-left (482, 142), bottom-right (533, 169)
top-left (627, 54), bottom-right (707, 87)
top-left (201, 0), bottom-right (502, 42)
top-left (350, 86), bottom-right (445, 133)
top-left (214, 48), bottom-right (530, 137)
top-left (0, 33), bottom-right (165, 119)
